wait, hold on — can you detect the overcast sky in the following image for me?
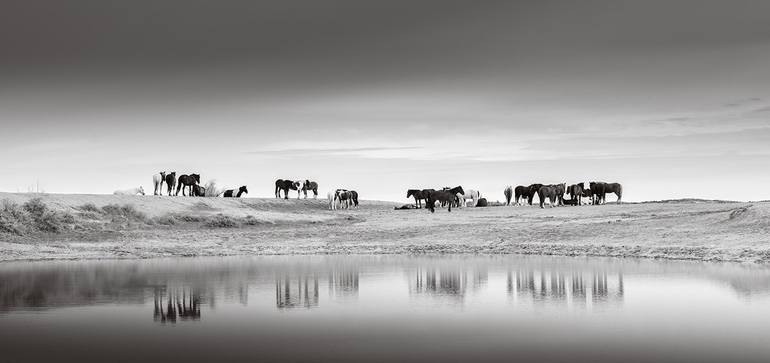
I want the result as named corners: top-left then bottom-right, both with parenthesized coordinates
top-left (2, 0), bottom-right (770, 202)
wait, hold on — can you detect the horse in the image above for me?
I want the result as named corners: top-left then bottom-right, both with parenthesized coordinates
top-left (153, 172), bottom-right (167, 195)
top-left (176, 174), bottom-right (201, 196)
top-left (327, 190), bottom-right (340, 210)
top-left (426, 186), bottom-right (465, 213)
top-left (274, 179), bottom-right (298, 199)
top-left (527, 184), bottom-right (543, 205)
top-left (459, 189), bottom-right (481, 207)
top-left (407, 189), bottom-right (428, 209)
top-left (223, 186), bottom-right (248, 198)
top-left (335, 189), bottom-right (353, 209)
top-left (591, 182), bottom-right (623, 204)
top-left (114, 186), bottom-right (145, 196)
top-left (350, 190), bottom-right (359, 208)
top-left (604, 182), bottom-right (623, 204)
top-left (589, 182), bottom-right (607, 205)
top-left (192, 184), bottom-right (206, 197)
top-left (302, 180), bottom-right (319, 199)
top-left (537, 184), bottom-right (560, 208)
top-left (503, 186), bottom-right (513, 206)
top-left (164, 172), bottom-right (176, 196)
top-left (514, 185), bottom-right (531, 206)
top-left (565, 183), bottom-right (585, 206)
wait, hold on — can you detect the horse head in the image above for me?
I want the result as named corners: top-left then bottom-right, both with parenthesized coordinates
top-left (407, 190), bottom-right (416, 198)
top-left (239, 186), bottom-right (249, 194)
top-left (451, 186), bottom-right (465, 196)
top-left (293, 180), bottom-right (304, 190)
top-left (192, 174), bottom-right (201, 184)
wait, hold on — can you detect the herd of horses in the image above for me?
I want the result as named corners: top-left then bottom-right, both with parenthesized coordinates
top-left (407, 181), bottom-right (622, 212)
top-left (116, 172), bottom-right (623, 214)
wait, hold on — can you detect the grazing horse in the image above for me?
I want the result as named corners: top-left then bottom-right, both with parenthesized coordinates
top-left (274, 179), bottom-right (298, 199)
top-left (223, 186), bottom-right (248, 198)
top-left (426, 186), bottom-right (465, 213)
top-left (350, 190), bottom-right (359, 208)
top-left (164, 172), bottom-right (177, 196)
top-left (460, 189), bottom-right (481, 207)
top-left (191, 184), bottom-right (206, 197)
top-left (407, 189), bottom-right (428, 209)
top-left (114, 187), bottom-right (145, 196)
top-left (566, 183), bottom-right (585, 206)
top-left (176, 174), bottom-right (201, 196)
top-left (503, 186), bottom-right (513, 206)
top-left (514, 185), bottom-right (531, 206)
top-left (302, 180), bottom-right (319, 199)
top-left (153, 172), bottom-right (167, 195)
top-left (527, 184), bottom-right (543, 205)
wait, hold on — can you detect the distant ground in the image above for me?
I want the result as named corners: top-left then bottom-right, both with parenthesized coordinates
top-left (1, 192), bottom-right (769, 263)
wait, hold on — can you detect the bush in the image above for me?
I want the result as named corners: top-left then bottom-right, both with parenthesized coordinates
top-left (0, 201), bottom-right (31, 235)
top-left (0, 198), bottom-right (75, 235)
top-left (153, 215), bottom-right (177, 226)
top-left (101, 204), bottom-right (147, 222)
top-left (204, 214), bottom-right (238, 228)
top-left (80, 203), bottom-right (100, 213)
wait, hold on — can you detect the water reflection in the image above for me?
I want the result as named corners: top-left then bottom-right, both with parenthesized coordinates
top-left (508, 269), bottom-right (624, 308)
top-left (329, 267), bottom-right (360, 299)
top-left (153, 287), bottom-right (202, 324)
top-left (275, 274), bottom-right (319, 310)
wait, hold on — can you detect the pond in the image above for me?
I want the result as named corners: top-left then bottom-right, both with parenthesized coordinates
top-left (2, 255), bottom-right (770, 362)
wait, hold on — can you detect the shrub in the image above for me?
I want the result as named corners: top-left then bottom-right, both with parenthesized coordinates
top-left (80, 203), bottom-right (100, 213)
top-left (0, 201), bottom-right (31, 235)
top-left (243, 215), bottom-right (262, 226)
top-left (101, 204), bottom-right (147, 222)
top-left (153, 215), bottom-right (177, 226)
top-left (204, 214), bottom-right (238, 228)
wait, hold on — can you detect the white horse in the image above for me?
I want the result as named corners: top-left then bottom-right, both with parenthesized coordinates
top-left (459, 189), bottom-right (481, 207)
top-left (152, 172), bottom-right (167, 195)
top-left (114, 186), bottom-right (145, 196)
top-left (327, 190), bottom-right (340, 210)
top-left (293, 180), bottom-right (305, 199)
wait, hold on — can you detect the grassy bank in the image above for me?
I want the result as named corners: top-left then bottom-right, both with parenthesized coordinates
top-left (0, 193), bottom-right (769, 263)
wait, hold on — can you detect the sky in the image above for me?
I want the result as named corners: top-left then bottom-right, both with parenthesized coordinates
top-left (2, 0), bottom-right (770, 202)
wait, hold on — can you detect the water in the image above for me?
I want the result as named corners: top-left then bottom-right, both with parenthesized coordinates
top-left (2, 255), bottom-right (770, 363)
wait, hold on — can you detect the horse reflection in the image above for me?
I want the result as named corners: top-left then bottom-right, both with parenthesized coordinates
top-left (329, 268), bottom-right (360, 299)
top-left (507, 269), bottom-right (624, 309)
top-left (275, 274), bottom-right (319, 309)
top-left (153, 287), bottom-right (201, 324)
top-left (411, 267), bottom-right (469, 300)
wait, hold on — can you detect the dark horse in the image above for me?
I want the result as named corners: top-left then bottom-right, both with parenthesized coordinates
top-left (538, 183), bottom-right (566, 208)
top-left (590, 182), bottom-right (623, 204)
top-left (164, 172), bottom-right (177, 196)
top-left (407, 189), bottom-right (428, 208)
top-left (503, 186), bottom-right (513, 206)
top-left (426, 186), bottom-right (465, 213)
top-left (350, 190), bottom-right (359, 208)
top-left (223, 186), bottom-right (248, 198)
top-left (274, 179), bottom-right (297, 199)
top-left (302, 180), bottom-right (319, 199)
top-left (192, 184), bottom-right (206, 197)
top-left (566, 183), bottom-right (585, 206)
top-left (514, 185), bottom-right (531, 205)
top-left (527, 184), bottom-right (543, 205)
top-left (176, 174), bottom-right (201, 196)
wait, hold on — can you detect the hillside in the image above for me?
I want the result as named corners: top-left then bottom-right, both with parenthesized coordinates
top-left (1, 193), bottom-right (769, 263)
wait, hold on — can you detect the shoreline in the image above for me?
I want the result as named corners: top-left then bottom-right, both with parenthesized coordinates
top-left (1, 192), bottom-right (769, 264)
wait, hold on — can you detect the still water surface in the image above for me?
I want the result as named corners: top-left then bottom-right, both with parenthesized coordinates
top-left (2, 255), bottom-right (770, 363)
